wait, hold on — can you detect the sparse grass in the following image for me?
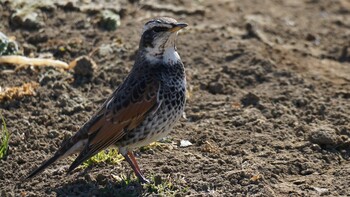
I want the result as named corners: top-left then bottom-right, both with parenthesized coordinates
top-left (81, 148), bottom-right (124, 169)
top-left (109, 173), bottom-right (188, 197)
top-left (78, 140), bottom-right (187, 196)
top-left (143, 175), bottom-right (189, 196)
top-left (80, 140), bottom-right (171, 168)
top-left (139, 139), bottom-right (172, 152)
top-left (0, 114), bottom-right (10, 159)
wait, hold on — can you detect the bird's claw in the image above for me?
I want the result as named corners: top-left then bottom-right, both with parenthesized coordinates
top-left (138, 175), bottom-right (150, 184)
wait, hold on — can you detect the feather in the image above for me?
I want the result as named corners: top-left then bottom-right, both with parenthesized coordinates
top-left (66, 77), bottom-right (161, 173)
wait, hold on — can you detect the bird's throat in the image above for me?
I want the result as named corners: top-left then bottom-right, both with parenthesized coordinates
top-left (144, 47), bottom-right (180, 65)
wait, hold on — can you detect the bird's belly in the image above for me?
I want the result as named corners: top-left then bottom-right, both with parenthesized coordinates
top-left (117, 99), bottom-right (185, 149)
top-left (127, 127), bottom-right (170, 149)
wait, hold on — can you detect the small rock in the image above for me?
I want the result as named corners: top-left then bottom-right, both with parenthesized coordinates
top-left (84, 173), bottom-right (95, 182)
top-left (335, 90), bottom-right (350, 99)
top-left (225, 52), bottom-right (243, 62)
top-left (98, 44), bottom-right (114, 57)
top-left (310, 143), bottom-right (322, 151)
top-left (39, 69), bottom-right (64, 86)
top-left (293, 97), bottom-right (308, 107)
top-left (201, 141), bottom-right (219, 153)
top-left (313, 187), bottom-right (329, 196)
top-left (208, 81), bottom-right (224, 94)
top-left (250, 174), bottom-right (262, 182)
top-left (0, 169), bottom-right (5, 178)
top-left (241, 92), bottom-right (260, 106)
top-left (293, 179), bottom-right (306, 185)
top-left (16, 156), bottom-right (26, 165)
top-left (99, 10), bottom-right (121, 31)
top-left (179, 140), bottom-right (192, 147)
top-left (62, 104), bottom-right (84, 115)
top-left (70, 56), bottom-right (97, 78)
top-left (10, 9), bottom-right (44, 30)
top-left (96, 174), bottom-right (108, 185)
top-left (306, 33), bottom-right (316, 41)
top-left (47, 130), bottom-right (59, 139)
top-left (27, 34), bottom-right (48, 45)
top-left (305, 33), bottom-right (320, 45)
top-left (161, 166), bottom-right (173, 173)
top-left (201, 183), bottom-right (209, 191)
top-left (309, 126), bottom-right (342, 146)
top-left (22, 43), bottom-right (37, 56)
top-left (339, 46), bottom-right (350, 62)
top-left (154, 175), bottom-right (162, 186)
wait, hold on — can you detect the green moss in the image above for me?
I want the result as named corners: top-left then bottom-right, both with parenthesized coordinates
top-left (139, 139), bottom-right (172, 152)
top-left (143, 175), bottom-right (189, 196)
top-left (0, 32), bottom-right (19, 56)
top-left (81, 148), bottom-right (124, 169)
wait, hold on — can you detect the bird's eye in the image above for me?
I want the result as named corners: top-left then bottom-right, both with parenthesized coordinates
top-left (153, 27), bottom-right (168, 33)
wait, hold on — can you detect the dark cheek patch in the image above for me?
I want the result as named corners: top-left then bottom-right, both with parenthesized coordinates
top-left (143, 31), bottom-right (154, 48)
top-left (141, 27), bottom-right (168, 48)
top-left (153, 26), bottom-right (169, 32)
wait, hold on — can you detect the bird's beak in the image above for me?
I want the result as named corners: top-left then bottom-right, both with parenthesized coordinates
top-left (169, 23), bottom-right (188, 32)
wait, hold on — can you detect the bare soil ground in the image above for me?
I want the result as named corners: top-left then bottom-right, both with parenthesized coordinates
top-left (1, 0), bottom-right (350, 196)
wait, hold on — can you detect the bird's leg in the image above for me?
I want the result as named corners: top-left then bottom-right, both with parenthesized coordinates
top-left (127, 151), bottom-right (142, 174)
top-left (123, 151), bottom-right (150, 183)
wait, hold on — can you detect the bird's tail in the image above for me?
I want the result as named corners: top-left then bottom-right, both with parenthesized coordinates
top-left (26, 137), bottom-right (88, 179)
top-left (26, 153), bottom-right (63, 179)
top-left (26, 113), bottom-right (102, 179)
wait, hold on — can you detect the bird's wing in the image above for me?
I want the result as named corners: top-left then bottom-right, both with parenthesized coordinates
top-left (67, 75), bottom-right (161, 173)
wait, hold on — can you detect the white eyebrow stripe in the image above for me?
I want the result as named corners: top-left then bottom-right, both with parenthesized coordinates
top-left (142, 17), bottom-right (179, 34)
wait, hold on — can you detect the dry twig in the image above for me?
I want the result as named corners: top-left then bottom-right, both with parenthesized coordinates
top-left (0, 82), bottom-right (39, 102)
top-left (0, 55), bottom-right (69, 70)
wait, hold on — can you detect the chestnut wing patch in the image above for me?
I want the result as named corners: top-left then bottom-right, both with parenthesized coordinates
top-left (67, 78), bottom-right (160, 173)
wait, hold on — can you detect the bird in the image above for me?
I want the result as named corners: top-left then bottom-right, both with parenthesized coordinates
top-left (26, 17), bottom-right (188, 183)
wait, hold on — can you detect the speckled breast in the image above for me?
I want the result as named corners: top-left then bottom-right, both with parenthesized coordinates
top-left (117, 61), bottom-right (186, 148)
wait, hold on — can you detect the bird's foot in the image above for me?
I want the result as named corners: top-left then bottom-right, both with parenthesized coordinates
top-left (124, 151), bottom-right (150, 184)
top-left (138, 175), bottom-right (150, 184)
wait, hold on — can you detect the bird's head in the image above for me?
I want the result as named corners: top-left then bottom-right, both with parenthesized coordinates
top-left (138, 17), bottom-right (187, 61)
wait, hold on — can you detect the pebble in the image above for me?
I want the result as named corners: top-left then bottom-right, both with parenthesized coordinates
top-left (10, 9), bottom-right (44, 30)
top-left (47, 130), bottom-right (59, 139)
top-left (154, 175), bottom-right (162, 186)
top-left (313, 187), bottom-right (329, 196)
top-left (161, 166), bottom-right (173, 173)
top-left (98, 44), bottom-right (114, 57)
top-left (99, 10), bottom-right (121, 31)
top-left (309, 125), bottom-right (342, 146)
top-left (208, 81), bottom-right (224, 94)
top-left (241, 92), bottom-right (260, 106)
top-left (339, 46), bottom-right (350, 62)
top-left (96, 174), bottom-right (108, 185)
top-left (179, 140), bottom-right (193, 147)
top-left (71, 56), bottom-right (97, 78)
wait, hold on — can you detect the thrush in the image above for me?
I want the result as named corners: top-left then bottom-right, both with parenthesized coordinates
top-left (26, 17), bottom-right (187, 183)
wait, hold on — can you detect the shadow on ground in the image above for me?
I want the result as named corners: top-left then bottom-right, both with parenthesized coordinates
top-left (54, 177), bottom-right (142, 197)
